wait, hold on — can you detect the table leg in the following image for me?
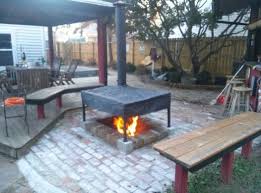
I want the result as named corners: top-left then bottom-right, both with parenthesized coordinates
top-left (82, 100), bottom-right (86, 122)
top-left (221, 152), bottom-right (234, 184)
top-left (37, 105), bottom-right (45, 119)
top-left (167, 107), bottom-right (171, 127)
top-left (175, 164), bottom-right (188, 193)
top-left (241, 141), bottom-right (252, 159)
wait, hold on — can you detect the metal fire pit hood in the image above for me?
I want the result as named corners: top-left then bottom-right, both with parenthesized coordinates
top-left (81, 1), bottom-right (171, 142)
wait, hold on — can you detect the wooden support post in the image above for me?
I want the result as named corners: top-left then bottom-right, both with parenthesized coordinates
top-left (221, 152), bottom-right (234, 184)
top-left (97, 19), bottom-right (108, 85)
top-left (48, 26), bottom-right (54, 70)
top-left (175, 164), bottom-right (188, 193)
top-left (37, 105), bottom-right (45, 119)
top-left (241, 141), bottom-right (252, 159)
top-left (56, 96), bottom-right (62, 109)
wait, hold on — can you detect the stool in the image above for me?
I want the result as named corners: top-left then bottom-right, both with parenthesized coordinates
top-left (223, 80), bottom-right (244, 115)
top-left (229, 86), bottom-right (252, 116)
top-left (226, 75), bottom-right (246, 83)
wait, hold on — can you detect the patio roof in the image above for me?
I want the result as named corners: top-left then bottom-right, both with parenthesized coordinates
top-left (213, 0), bottom-right (255, 16)
top-left (0, 0), bottom-right (114, 26)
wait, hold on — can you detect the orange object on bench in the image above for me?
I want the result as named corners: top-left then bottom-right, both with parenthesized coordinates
top-left (4, 97), bottom-right (25, 107)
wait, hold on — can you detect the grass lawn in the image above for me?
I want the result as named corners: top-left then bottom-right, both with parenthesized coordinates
top-left (167, 150), bottom-right (261, 193)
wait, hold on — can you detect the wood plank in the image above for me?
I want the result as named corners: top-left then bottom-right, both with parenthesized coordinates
top-left (178, 124), bottom-right (261, 168)
top-left (0, 92), bottom-right (82, 158)
top-left (154, 112), bottom-right (256, 151)
top-left (154, 112), bottom-right (261, 171)
top-left (166, 117), bottom-right (261, 158)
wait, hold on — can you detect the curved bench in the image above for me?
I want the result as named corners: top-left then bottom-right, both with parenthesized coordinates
top-left (26, 83), bottom-right (103, 119)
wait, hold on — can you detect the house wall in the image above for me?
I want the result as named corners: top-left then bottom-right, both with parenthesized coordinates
top-left (0, 24), bottom-right (46, 65)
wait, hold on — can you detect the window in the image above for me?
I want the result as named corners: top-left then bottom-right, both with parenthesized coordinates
top-left (0, 34), bottom-right (13, 66)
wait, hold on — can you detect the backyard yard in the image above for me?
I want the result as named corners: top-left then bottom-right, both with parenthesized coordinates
top-left (1, 0), bottom-right (261, 193)
top-left (0, 72), bottom-right (260, 193)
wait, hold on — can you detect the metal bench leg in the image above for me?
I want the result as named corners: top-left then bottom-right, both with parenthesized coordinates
top-left (56, 96), bottom-right (62, 109)
top-left (82, 100), bottom-right (86, 122)
top-left (175, 164), bottom-right (188, 193)
top-left (221, 152), bottom-right (234, 184)
top-left (241, 141), bottom-right (252, 159)
top-left (37, 105), bottom-right (45, 119)
top-left (167, 107), bottom-right (171, 127)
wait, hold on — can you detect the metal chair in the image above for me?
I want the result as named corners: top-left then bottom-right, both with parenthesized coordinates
top-left (1, 78), bottom-right (29, 137)
top-left (58, 59), bottom-right (80, 85)
top-left (49, 57), bottom-right (63, 86)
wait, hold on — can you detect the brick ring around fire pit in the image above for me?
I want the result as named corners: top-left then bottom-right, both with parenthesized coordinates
top-left (81, 85), bottom-right (171, 143)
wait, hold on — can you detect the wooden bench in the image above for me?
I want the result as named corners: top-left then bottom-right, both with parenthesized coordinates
top-left (26, 83), bottom-right (103, 119)
top-left (154, 112), bottom-right (261, 193)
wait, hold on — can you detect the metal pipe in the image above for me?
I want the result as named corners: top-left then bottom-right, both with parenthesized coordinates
top-left (114, 1), bottom-right (127, 86)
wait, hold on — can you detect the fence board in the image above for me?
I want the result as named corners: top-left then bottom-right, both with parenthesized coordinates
top-left (57, 37), bottom-right (246, 76)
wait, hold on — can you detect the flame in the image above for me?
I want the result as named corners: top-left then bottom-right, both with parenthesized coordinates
top-left (113, 116), bottom-right (139, 137)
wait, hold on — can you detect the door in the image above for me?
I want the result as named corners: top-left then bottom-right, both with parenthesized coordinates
top-left (0, 33), bottom-right (14, 66)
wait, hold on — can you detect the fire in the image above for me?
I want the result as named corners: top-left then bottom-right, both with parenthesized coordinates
top-left (113, 116), bottom-right (139, 137)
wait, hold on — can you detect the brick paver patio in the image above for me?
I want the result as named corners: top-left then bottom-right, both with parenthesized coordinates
top-left (3, 74), bottom-right (260, 193)
top-left (15, 96), bottom-right (222, 193)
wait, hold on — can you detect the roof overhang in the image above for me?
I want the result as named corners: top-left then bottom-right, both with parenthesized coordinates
top-left (0, 0), bottom-right (115, 26)
top-left (213, 0), bottom-right (257, 16)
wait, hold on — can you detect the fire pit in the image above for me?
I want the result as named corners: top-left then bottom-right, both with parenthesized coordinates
top-left (81, 1), bottom-right (171, 153)
top-left (84, 115), bottom-right (169, 153)
top-left (82, 85), bottom-right (171, 141)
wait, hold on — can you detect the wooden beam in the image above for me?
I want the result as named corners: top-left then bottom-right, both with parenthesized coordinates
top-left (221, 152), bottom-right (234, 184)
top-left (48, 26), bottom-right (54, 70)
top-left (97, 19), bottom-right (108, 85)
top-left (217, 20), bottom-right (248, 26)
top-left (175, 164), bottom-right (188, 193)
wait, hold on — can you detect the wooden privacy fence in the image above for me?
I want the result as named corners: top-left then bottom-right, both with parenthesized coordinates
top-left (56, 36), bottom-right (247, 76)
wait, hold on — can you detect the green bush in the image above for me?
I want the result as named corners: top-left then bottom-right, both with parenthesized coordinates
top-left (167, 68), bottom-right (182, 83)
top-left (127, 63), bottom-right (136, 73)
top-left (196, 71), bottom-right (212, 85)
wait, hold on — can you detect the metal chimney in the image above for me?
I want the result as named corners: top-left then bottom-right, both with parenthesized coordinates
top-left (114, 1), bottom-right (127, 86)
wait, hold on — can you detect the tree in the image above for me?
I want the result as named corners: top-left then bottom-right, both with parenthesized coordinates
top-left (127, 0), bottom-right (248, 76)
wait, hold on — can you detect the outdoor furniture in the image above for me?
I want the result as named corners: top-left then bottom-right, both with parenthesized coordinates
top-left (223, 80), bottom-right (244, 115)
top-left (58, 59), bottom-right (80, 85)
top-left (6, 66), bottom-right (49, 91)
top-left (154, 112), bottom-right (261, 193)
top-left (26, 83), bottom-right (103, 119)
top-left (1, 87), bottom-right (28, 137)
top-left (229, 86), bottom-right (252, 116)
top-left (49, 57), bottom-right (63, 86)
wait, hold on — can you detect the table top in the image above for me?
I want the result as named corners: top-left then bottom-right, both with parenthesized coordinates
top-left (154, 112), bottom-right (261, 171)
top-left (82, 85), bottom-right (170, 104)
top-left (233, 86), bottom-right (252, 92)
top-left (6, 65), bottom-right (49, 71)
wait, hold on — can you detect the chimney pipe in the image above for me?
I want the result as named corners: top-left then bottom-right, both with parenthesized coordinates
top-left (114, 1), bottom-right (127, 86)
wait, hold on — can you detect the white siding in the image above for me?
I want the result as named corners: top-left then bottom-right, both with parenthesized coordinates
top-left (0, 24), bottom-right (46, 65)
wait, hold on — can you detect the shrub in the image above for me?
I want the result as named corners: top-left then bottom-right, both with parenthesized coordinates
top-left (127, 63), bottom-right (136, 73)
top-left (196, 71), bottom-right (212, 85)
top-left (167, 68), bottom-right (182, 83)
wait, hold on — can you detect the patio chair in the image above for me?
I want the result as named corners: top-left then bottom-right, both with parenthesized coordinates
top-left (49, 57), bottom-right (63, 86)
top-left (1, 77), bottom-right (28, 137)
top-left (58, 59), bottom-right (80, 85)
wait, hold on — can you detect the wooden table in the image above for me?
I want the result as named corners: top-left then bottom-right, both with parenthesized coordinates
top-left (154, 112), bottom-right (261, 193)
top-left (6, 66), bottom-right (49, 91)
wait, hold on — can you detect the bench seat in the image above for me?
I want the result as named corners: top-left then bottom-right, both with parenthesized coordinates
top-left (154, 112), bottom-right (261, 193)
top-left (26, 83), bottom-right (103, 118)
